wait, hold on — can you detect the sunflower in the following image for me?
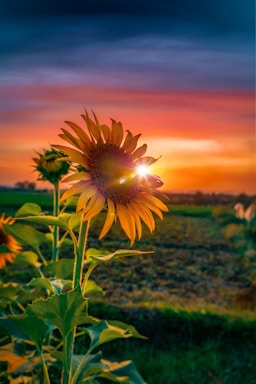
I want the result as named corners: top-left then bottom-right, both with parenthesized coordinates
top-left (0, 214), bottom-right (22, 269)
top-left (53, 111), bottom-right (168, 244)
top-left (33, 148), bottom-right (70, 184)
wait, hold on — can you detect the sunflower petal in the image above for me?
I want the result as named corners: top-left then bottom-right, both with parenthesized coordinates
top-left (83, 192), bottom-right (105, 220)
top-left (99, 198), bottom-right (116, 239)
top-left (82, 113), bottom-right (102, 143)
top-left (116, 204), bottom-right (136, 245)
top-left (131, 203), bottom-right (155, 232)
top-left (100, 124), bottom-right (111, 142)
top-left (131, 144), bottom-right (147, 159)
top-left (140, 199), bottom-right (163, 219)
top-left (62, 172), bottom-right (91, 183)
top-left (65, 121), bottom-right (91, 145)
top-left (144, 175), bottom-right (164, 188)
top-left (60, 129), bottom-right (90, 155)
top-left (136, 156), bottom-right (158, 166)
top-left (59, 129), bottom-right (81, 148)
top-left (76, 184), bottom-right (98, 212)
top-left (122, 130), bottom-right (133, 152)
top-left (141, 192), bottom-right (169, 212)
top-left (111, 119), bottom-right (124, 146)
top-left (60, 181), bottom-right (87, 202)
top-left (131, 211), bottom-right (142, 240)
top-left (125, 133), bottom-right (141, 154)
top-left (53, 145), bottom-right (88, 168)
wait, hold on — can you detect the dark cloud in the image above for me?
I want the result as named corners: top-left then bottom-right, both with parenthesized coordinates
top-left (0, 0), bottom-right (254, 37)
top-left (0, 0), bottom-right (254, 93)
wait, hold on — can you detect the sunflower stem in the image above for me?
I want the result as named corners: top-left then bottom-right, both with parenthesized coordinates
top-left (73, 218), bottom-right (91, 289)
top-left (62, 218), bottom-right (91, 384)
top-left (52, 181), bottom-right (60, 261)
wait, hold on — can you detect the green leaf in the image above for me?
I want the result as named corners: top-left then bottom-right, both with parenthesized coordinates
top-left (13, 251), bottom-right (40, 268)
top-left (15, 203), bottom-right (42, 218)
top-left (0, 282), bottom-right (21, 300)
top-left (70, 351), bottom-right (106, 383)
top-left (103, 359), bottom-right (146, 384)
top-left (17, 213), bottom-right (72, 230)
top-left (3, 223), bottom-right (46, 251)
top-left (86, 320), bottom-right (146, 351)
top-left (27, 287), bottom-right (95, 337)
top-left (28, 277), bottom-right (72, 295)
top-left (0, 313), bottom-right (51, 349)
top-left (86, 248), bottom-right (109, 262)
top-left (87, 248), bottom-right (153, 264)
top-left (27, 277), bottom-right (55, 293)
top-left (43, 259), bottom-right (74, 279)
top-left (68, 213), bottom-right (82, 230)
top-left (84, 280), bottom-right (104, 296)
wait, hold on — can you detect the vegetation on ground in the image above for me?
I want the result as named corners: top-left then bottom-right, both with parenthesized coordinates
top-left (0, 188), bottom-right (256, 383)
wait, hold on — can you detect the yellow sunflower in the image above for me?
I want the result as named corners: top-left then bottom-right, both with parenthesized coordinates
top-left (0, 214), bottom-right (22, 269)
top-left (54, 111), bottom-right (168, 244)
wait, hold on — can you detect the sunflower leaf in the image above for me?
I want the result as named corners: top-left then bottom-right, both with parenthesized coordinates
top-left (26, 287), bottom-right (96, 337)
top-left (3, 223), bottom-right (46, 251)
top-left (68, 213), bottom-right (82, 230)
top-left (0, 282), bottom-right (22, 300)
top-left (0, 313), bottom-right (51, 350)
top-left (84, 280), bottom-right (104, 296)
top-left (102, 359), bottom-right (146, 384)
top-left (27, 277), bottom-right (55, 293)
top-left (15, 213), bottom-right (71, 230)
top-left (43, 259), bottom-right (74, 279)
top-left (87, 248), bottom-right (153, 263)
top-left (15, 203), bottom-right (42, 218)
top-left (85, 319), bottom-right (146, 351)
top-left (13, 251), bottom-right (40, 268)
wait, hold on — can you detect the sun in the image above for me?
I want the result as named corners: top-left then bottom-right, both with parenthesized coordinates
top-left (136, 165), bottom-right (150, 177)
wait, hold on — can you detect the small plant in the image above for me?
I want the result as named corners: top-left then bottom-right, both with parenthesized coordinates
top-left (0, 111), bottom-right (168, 383)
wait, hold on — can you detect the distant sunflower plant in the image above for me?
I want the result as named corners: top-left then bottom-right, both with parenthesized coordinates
top-left (33, 148), bottom-right (70, 261)
top-left (0, 111), bottom-right (168, 384)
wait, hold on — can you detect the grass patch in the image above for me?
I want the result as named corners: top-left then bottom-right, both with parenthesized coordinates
top-left (169, 204), bottom-right (214, 217)
top-left (0, 189), bottom-right (54, 211)
top-left (78, 301), bottom-right (256, 384)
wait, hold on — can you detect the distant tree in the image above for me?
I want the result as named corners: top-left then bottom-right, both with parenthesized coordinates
top-left (15, 181), bottom-right (36, 190)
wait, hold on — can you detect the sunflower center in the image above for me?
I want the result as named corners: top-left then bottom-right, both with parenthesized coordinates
top-left (88, 144), bottom-right (139, 204)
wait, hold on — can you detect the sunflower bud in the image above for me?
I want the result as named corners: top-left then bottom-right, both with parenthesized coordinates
top-left (33, 148), bottom-right (70, 184)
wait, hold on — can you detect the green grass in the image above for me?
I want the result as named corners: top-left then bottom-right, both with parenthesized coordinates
top-left (0, 189), bottom-right (213, 217)
top-left (0, 189), bottom-right (54, 213)
top-left (77, 302), bottom-right (256, 384)
top-left (169, 204), bottom-right (213, 217)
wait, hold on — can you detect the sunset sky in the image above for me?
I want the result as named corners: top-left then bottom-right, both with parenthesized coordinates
top-left (0, 1), bottom-right (255, 194)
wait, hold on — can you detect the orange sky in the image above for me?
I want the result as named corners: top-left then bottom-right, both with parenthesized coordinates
top-left (0, 85), bottom-right (255, 195)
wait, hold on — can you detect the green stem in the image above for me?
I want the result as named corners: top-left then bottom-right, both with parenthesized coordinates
top-left (81, 263), bottom-right (98, 296)
top-left (73, 218), bottom-right (91, 289)
top-left (37, 248), bottom-right (48, 267)
top-left (38, 349), bottom-right (51, 384)
top-left (52, 182), bottom-right (60, 261)
top-left (63, 330), bottom-right (74, 384)
top-left (70, 348), bottom-right (92, 384)
top-left (62, 218), bottom-right (91, 384)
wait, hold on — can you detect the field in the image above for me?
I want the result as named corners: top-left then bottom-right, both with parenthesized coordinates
top-left (0, 189), bottom-right (256, 383)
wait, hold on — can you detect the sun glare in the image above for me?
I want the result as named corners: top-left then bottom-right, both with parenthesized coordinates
top-left (136, 165), bottom-right (150, 177)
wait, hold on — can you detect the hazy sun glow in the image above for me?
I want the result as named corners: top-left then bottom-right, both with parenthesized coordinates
top-left (136, 165), bottom-right (150, 177)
